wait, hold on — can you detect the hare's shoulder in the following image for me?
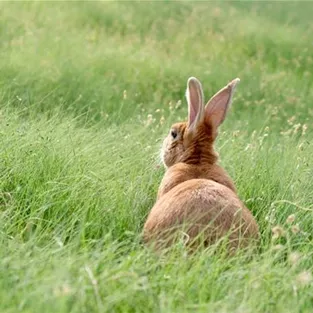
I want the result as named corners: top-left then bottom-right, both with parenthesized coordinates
top-left (169, 178), bottom-right (237, 199)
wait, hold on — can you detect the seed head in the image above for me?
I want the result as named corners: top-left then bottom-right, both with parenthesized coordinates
top-left (296, 271), bottom-right (312, 287)
top-left (286, 214), bottom-right (296, 224)
top-left (302, 124), bottom-right (308, 136)
top-left (291, 224), bottom-right (300, 234)
top-left (289, 252), bottom-right (301, 266)
top-left (123, 90), bottom-right (127, 100)
top-left (272, 226), bottom-right (285, 239)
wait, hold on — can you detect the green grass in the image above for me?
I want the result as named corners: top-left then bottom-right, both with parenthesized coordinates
top-left (1, 1), bottom-right (313, 312)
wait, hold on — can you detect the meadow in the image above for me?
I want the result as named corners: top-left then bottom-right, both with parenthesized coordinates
top-left (1, 1), bottom-right (313, 312)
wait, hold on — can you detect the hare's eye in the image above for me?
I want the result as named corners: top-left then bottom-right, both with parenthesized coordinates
top-left (171, 130), bottom-right (177, 139)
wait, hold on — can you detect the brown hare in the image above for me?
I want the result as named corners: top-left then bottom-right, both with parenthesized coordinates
top-left (143, 77), bottom-right (259, 251)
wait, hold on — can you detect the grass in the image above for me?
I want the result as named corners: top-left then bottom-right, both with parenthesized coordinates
top-left (1, 1), bottom-right (313, 312)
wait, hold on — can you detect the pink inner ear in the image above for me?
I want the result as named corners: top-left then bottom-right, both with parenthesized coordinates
top-left (188, 95), bottom-right (198, 125)
top-left (205, 78), bottom-right (240, 132)
top-left (206, 87), bottom-right (231, 126)
top-left (187, 77), bottom-right (204, 128)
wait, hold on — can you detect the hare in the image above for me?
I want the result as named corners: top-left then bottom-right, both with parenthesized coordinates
top-left (143, 77), bottom-right (259, 251)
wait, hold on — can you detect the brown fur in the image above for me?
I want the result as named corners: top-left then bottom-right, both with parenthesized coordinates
top-left (143, 78), bottom-right (259, 252)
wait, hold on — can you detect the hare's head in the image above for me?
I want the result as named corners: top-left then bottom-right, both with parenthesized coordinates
top-left (161, 77), bottom-right (240, 168)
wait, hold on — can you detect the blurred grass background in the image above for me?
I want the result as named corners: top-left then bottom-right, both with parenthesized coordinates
top-left (1, 1), bottom-right (313, 312)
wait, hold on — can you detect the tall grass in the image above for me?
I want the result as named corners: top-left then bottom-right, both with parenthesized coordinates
top-left (1, 1), bottom-right (313, 312)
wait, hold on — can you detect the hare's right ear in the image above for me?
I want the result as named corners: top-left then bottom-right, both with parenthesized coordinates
top-left (186, 77), bottom-right (204, 131)
top-left (205, 78), bottom-right (240, 139)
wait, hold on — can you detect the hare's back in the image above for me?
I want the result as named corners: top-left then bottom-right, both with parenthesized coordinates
top-left (146, 178), bottom-right (245, 223)
top-left (144, 179), bottom-right (258, 246)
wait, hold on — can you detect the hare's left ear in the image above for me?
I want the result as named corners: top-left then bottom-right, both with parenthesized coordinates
top-left (205, 78), bottom-right (240, 139)
top-left (186, 77), bottom-right (204, 132)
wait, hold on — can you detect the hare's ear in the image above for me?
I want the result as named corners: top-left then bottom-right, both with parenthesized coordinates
top-left (205, 78), bottom-right (240, 138)
top-left (186, 77), bottom-right (204, 131)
